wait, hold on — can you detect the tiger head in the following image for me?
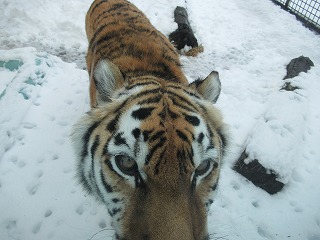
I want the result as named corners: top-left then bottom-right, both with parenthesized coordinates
top-left (71, 59), bottom-right (228, 240)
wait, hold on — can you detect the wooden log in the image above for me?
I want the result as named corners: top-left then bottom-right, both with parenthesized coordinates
top-left (169, 6), bottom-right (199, 50)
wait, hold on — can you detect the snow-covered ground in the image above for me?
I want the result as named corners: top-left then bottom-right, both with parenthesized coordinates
top-left (1, 0), bottom-right (320, 239)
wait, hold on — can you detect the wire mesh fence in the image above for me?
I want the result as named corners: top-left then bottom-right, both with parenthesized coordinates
top-left (271, 0), bottom-right (320, 32)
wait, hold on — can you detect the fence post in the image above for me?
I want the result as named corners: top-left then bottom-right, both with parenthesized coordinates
top-left (284, 0), bottom-right (291, 9)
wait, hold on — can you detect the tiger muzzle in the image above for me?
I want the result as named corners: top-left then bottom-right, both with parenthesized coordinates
top-left (120, 184), bottom-right (208, 240)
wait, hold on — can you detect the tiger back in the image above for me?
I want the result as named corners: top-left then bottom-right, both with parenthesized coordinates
top-left (86, 0), bottom-right (188, 107)
top-left (72, 1), bottom-right (228, 239)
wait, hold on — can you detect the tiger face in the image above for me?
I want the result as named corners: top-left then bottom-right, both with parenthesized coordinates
top-left (71, 1), bottom-right (228, 239)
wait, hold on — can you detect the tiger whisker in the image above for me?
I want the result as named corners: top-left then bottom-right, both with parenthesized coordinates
top-left (88, 228), bottom-right (114, 240)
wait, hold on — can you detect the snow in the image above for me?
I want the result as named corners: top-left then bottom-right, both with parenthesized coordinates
top-left (0, 0), bottom-right (320, 239)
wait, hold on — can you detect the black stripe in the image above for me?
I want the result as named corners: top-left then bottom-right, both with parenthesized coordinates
top-left (90, 158), bottom-right (95, 185)
top-left (168, 108), bottom-right (178, 119)
top-left (197, 133), bottom-right (204, 144)
top-left (149, 130), bottom-right (165, 143)
top-left (138, 95), bottom-right (161, 105)
top-left (100, 169), bottom-right (113, 193)
top-left (90, 135), bottom-right (100, 159)
top-left (197, 102), bottom-right (209, 116)
top-left (177, 149), bottom-right (188, 174)
top-left (124, 15), bottom-right (140, 23)
top-left (93, 23), bottom-right (154, 50)
top-left (184, 114), bottom-right (200, 126)
top-left (206, 141), bottom-right (215, 151)
top-left (143, 130), bottom-right (153, 142)
top-left (134, 135), bottom-right (140, 158)
top-left (187, 147), bottom-right (194, 166)
top-left (124, 43), bottom-right (145, 59)
top-left (168, 85), bottom-right (201, 99)
top-left (167, 90), bottom-right (198, 111)
top-left (92, 3), bottom-right (133, 27)
top-left (110, 207), bottom-right (122, 217)
top-left (131, 107), bottom-right (155, 120)
top-left (89, 21), bottom-right (118, 49)
top-left (205, 199), bottom-right (214, 209)
top-left (170, 97), bottom-right (197, 113)
top-left (154, 147), bottom-right (166, 175)
top-left (162, 53), bottom-right (181, 67)
top-left (92, 25), bottom-right (145, 52)
top-left (89, 9), bottom-right (150, 48)
top-left (133, 88), bottom-right (161, 100)
top-left (145, 138), bottom-right (166, 164)
top-left (184, 128), bottom-right (195, 141)
top-left (135, 25), bottom-right (153, 34)
top-left (210, 183), bottom-right (218, 192)
top-left (206, 123), bottom-right (214, 138)
top-left (158, 109), bottom-right (166, 122)
top-left (81, 121), bottom-right (101, 160)
top-left (112, 98), bottom-right (131, 115)
top-left (132, 128), bottom-right (141, 139)
top-left (94, 29), bottom-right (130, 47)
top-left (112, 198), bottom-right (120, 203)
top-left (78, 168), bottom-right (93, 195)
top-left (217, 127), bottom-right (228, 151)
top-left (94, 6), bottom-right (143, 23)
top-left (176, 129), bottom-right (188, 142)
top-left (127, 76), bottom-right (161, 82)
top-left (126, 69), bottom-right (178, 82)
top-left (154, 62), bottom-right (178, 80)
top-left (182, 89), bottom-right (201, 99)
top-left (106, 3), bottom-right (126, 12)
top-left (126, 81), bottom-right (160, 90)
top-left (112, 85), bottom-right (159, 115)
top-left (134, 174), bottom-right (146, 189)
top-left (213, 161), bottom-right (219, 169)
top-left (94, 39), bottom-right (125, 58)
top-left (107, 113), bottom-right (121, 132)
top-left (114, 132), bottom-right (128, 146)
top-left (89, 0), bottom-right (109, 17)
top-left (128, 76), bottom-right (161, 82)
top-left (87, 164), bottom-right (106, 204)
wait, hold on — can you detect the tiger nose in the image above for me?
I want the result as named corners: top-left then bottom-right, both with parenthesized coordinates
top-left (145, 194), bottom-right (196, 240)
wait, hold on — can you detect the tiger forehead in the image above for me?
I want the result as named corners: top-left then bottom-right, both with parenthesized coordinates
top-left (125, 79), bottom-right (201, 96)
top-left (123, 80), bottom-right (203, 110)
top-left (125, 85), bottom-right (203, 126)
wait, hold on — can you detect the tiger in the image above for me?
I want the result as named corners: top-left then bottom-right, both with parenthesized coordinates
top-left (71, 0), bottom-right (228, 239)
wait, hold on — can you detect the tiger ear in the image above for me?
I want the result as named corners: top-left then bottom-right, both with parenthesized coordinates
top-left (189, 71), bottom-right (221, 103)
top-left (92, 59), bottom-right (125, 105)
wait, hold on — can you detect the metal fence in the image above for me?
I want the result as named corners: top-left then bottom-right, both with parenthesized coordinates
top-left (271, 0), bottom-right (320, 33)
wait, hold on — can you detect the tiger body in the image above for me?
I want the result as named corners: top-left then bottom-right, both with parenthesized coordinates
top-left (86, 0), bottom-right (188, 107)
top-left (72, 1), bottom-right (228, 240)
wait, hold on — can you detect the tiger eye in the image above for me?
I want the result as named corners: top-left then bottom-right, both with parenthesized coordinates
top-left (195, 160), bottom-right (211, 177)
top-left (115, 155), bottom-right (138, 176)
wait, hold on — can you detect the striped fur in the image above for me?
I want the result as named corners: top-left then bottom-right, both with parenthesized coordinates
top-left (71, 1), bottom-right (228, 239)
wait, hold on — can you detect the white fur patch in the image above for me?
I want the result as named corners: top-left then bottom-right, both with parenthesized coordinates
top-left (107, 104), bottom-right (149, 185)
top-left (191, 115), bottom-right (218, 186)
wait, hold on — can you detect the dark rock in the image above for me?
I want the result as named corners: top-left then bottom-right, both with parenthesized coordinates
top-left (169, 6), bottom-right (198, 50)
top-left (233, 151), bottom-right (285, 194)
top-left (283, 56), bottom-right (314, 80)
top-left (173, 6), bottom-right (190, 26)
top-left (280, 82), bottom-right (299, 91)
